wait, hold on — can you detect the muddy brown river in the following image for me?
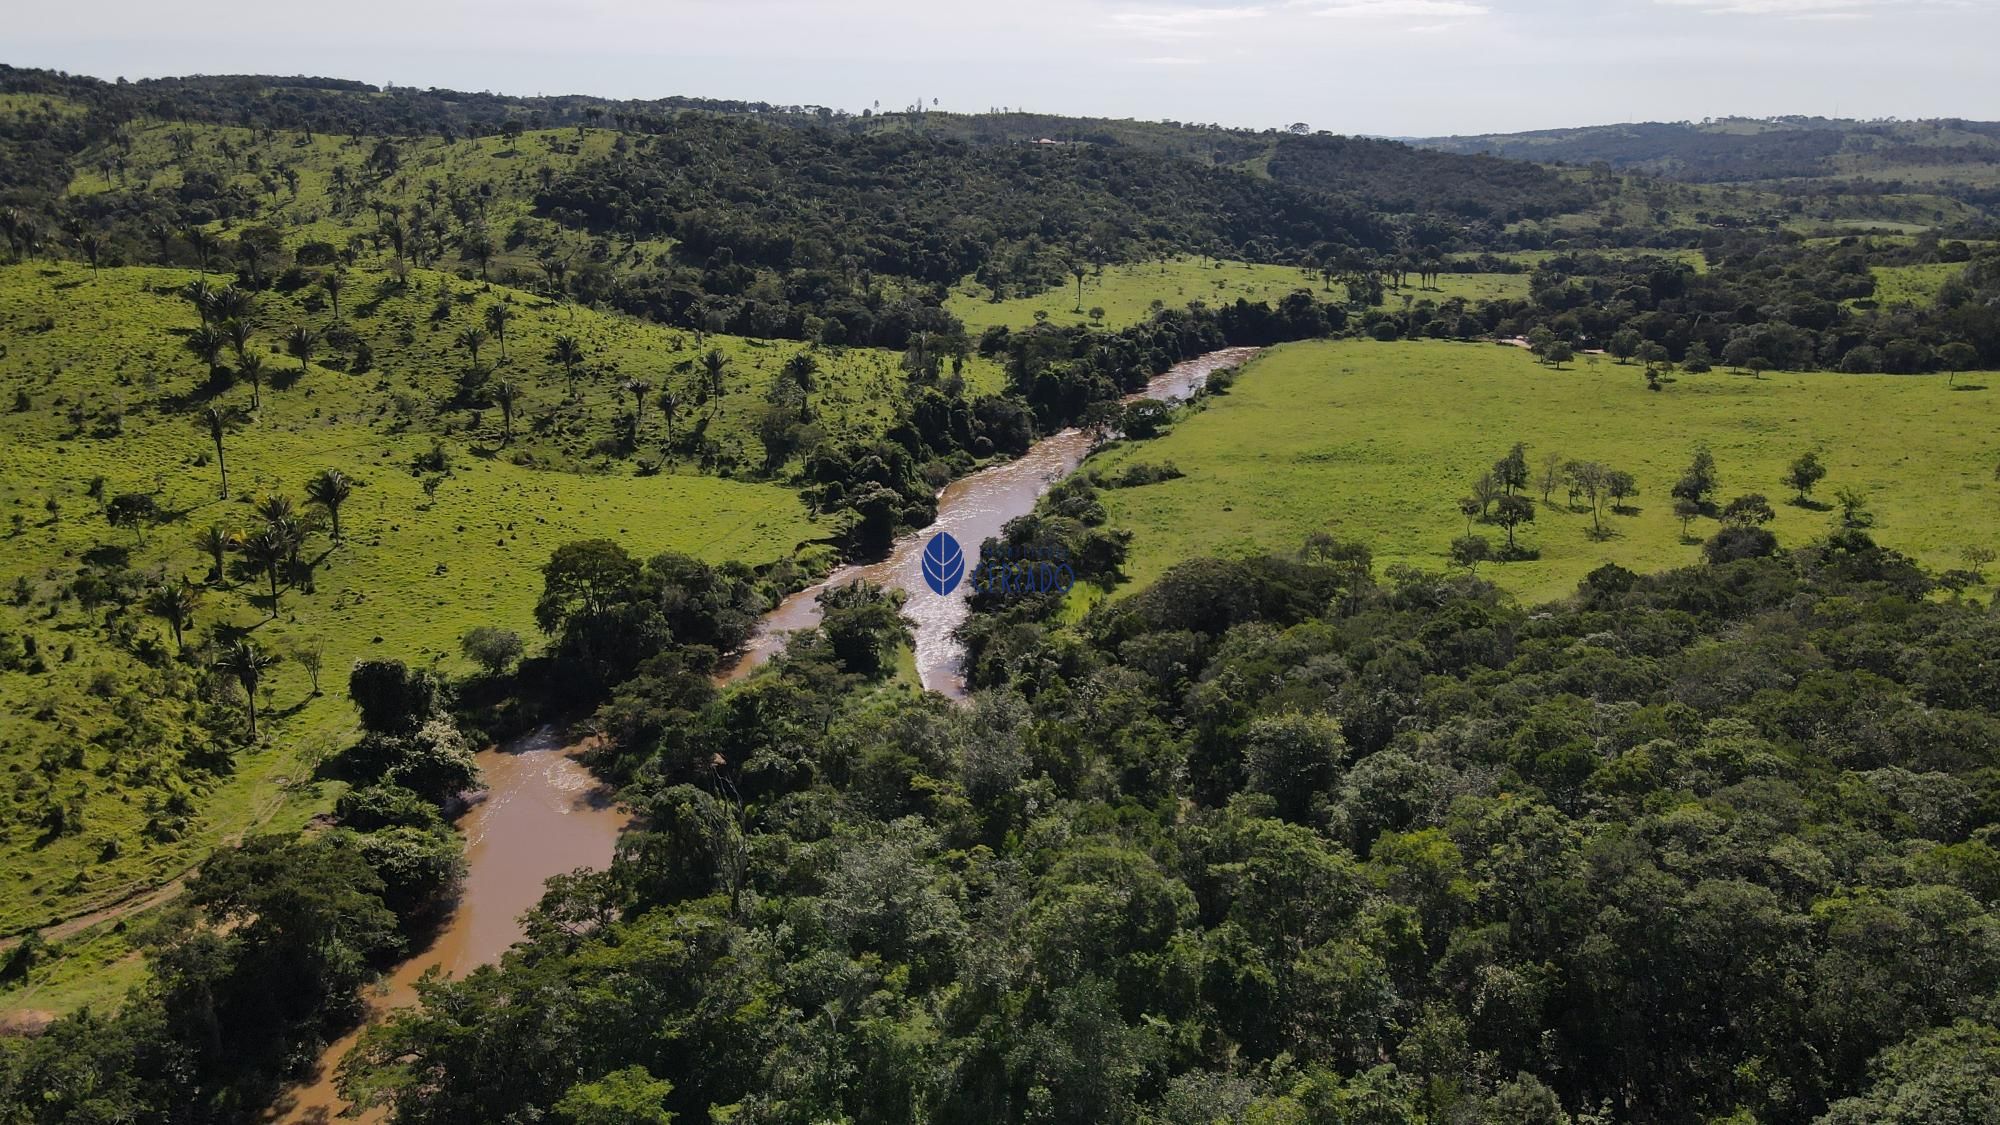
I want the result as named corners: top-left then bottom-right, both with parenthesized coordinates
top-left (276, 346), bottom-right (1255, 1120)
top-left (724, 346), bottom-right (1258, 695)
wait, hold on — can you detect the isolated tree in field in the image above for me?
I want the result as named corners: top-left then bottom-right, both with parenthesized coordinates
top-left (1937, 342), bottom-right (1977, 386)
top-left (550, 334), bottom-right (584, 398)
top-left (659, 386), bottom-right (679, 443)
top-left (1674, 496), bottom-right (1702, 540)
top-left (492, 381), bottom-right (520, 443)
top-left (295, 641), bottom-right (325, 695)
top-left (1960, 545), bottom-right (1995, 581)
top-left (1721, 493), bottom-right (1776, 527)
top-left (200, 405), bottom-right (240, 498)
top-left (623, 378), bottom-right (654, 438)
top-left (215, 639), bottom-right (279, 738)
top-left (1545, 341), bottom-right (1575, 369)
top-left (322, 270), bottom-right (346, 320)
top-left (106, 492), bottom-right (159, 545)
top-left (284, 324), bottom-right (319, 374)
top-left (306, 468), bottom-right (353, 540)
top-left (483, 303), bottom-right (514, 360)
top-left (1605, 469), bottom-right (1638, 514)
top-left (1450, 534), bottom-right (1492, 575)
top-left (702, 349), bottom-right (729, 400)
top-left (1492, 494), bottom-right (1535, 555)
top-left (195, 523), bottom-right (236, 582)
top-left (461, 225), bottom-right (495, 279)
top-left (241, 525), bottom-right (290, 615)
top-left (1784, 451), bottom-right (1827, 504)
top-left (145, 580), bottom-right (201, 650)
top-left (1471, 471), bottom-right (1501, 518)
top-left (1068, 257), bottom-right (1088, 311)
top-left (238, 351), bottom-right (265, 410)
top-left (1456, 496), bottom-right (1482, 534)
top-left (1569, 461), bottom-right (1610, 537)
top-left (1609, 329), bottom-right (1641, 364)
top-left (1537, 452), bottom-right (1565, 504)
top-left (456, 325), bottom-right (488, 370)
top-left (1672, 446), bottom-right (1718, 515)
top-left (76, 232), bottom-right (104, 278)
top-left (1494, 443), bottom-right (1530, 495)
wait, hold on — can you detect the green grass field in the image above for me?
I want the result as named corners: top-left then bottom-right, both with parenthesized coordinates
top-left (946, 257), bottom-right (1530, 334)
top-left (0, 261), bottom-right (838, 953)
top-left (1862, 262), bottom-right (1965, 307)
top-left (1088, 340), bottom-right (2000, 605)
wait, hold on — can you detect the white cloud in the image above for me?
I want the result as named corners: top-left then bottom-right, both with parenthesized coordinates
top-left (1105, 5), bottom-right (1267, 39)
top-left (1655, 0), bottom-right (1962, 16)
top-left (1308, 0), bottom-right (1489, 19)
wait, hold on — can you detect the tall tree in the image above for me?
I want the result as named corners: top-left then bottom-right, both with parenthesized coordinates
top-left (551, 334), bottom-right (584, 398)
top-left (623, 379), bottom-right (654, 439)
top-left (702, 349), bottom-right (729, 401)
top-left (195, 523), bottom-right (237, 583)
top-left (200, 406), bottom-right (240, 499)
top-left (305, 469), bottom-right (353, 541)
top-left (240, 525), bottom-right (290, 616)
top-left (214, 639), bottom-right (279, 738)
top-left (238, 351), bottom-right (265, 410)
top-left (492, 381), bottom-right (520, 444)
top-left (284, 325), bottom-right (319, 375)
top-left (484, 303), bottom-right (514, 361)
top-left (322, 270), bottom-right (346, 320)
top-left (145, 581), bottom-right (202, 650)
top-left (456, 326), bottom-right (489, 370)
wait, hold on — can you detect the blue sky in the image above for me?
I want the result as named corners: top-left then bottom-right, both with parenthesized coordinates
top-left (11, 0), bottom-right (1997, 135)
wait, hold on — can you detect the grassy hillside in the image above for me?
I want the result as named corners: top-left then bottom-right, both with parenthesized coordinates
top-left (0, 261), bottom-right (844, 944)
top-left (1088, 340), bottom-right (2000, 604)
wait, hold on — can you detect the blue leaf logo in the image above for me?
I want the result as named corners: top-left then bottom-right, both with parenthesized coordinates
top-left (921, 532), bottom-right (964, 596)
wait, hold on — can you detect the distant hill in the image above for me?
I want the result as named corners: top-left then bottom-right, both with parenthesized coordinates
top-left (1412, 117), bottom-right (2000, 207)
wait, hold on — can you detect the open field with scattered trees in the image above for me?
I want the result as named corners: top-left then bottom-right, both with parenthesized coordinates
top-left (1086, 339), bottom-right (2000, 603)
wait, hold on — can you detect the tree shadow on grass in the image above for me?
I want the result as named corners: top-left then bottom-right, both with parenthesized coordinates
top-left (1949, 384), bottom-right (1987, 392)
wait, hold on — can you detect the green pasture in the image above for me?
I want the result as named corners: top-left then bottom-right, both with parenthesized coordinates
top-left (1088, 339), bottom-right (2000, 605)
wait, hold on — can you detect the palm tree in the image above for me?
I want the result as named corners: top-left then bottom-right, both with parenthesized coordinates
top-left (77, 233), bottom-right (104, 279)
top-left (305, 469), bottom-right (352, 540)
top-left (484, 303), bottom-right (514, 361)
top-left (144, 581), bottom-right (202, 650)
top-left (238, 352), bottom-right (265, 410)
top-left (456, 325), bottom-right (488, 370)
top-left (214, 639), bottom-right (279, 738)
top-left (194, 524), bottom-right (236, 582)
top-left (184, 324), bottom-right (227, 381)
top-left (702, 349), bottom-right (728, 401)
top-left (223, 318), bottom-right (253, 367)
top-left (210, 286), bottom-right (254, 325)
top-left (322, 270), bottom-right (346, 320)
top-left (240, 525), bottom-right (289, 616)
top-left (623, 379), bottom-right (653, 438)
top-left (492, 381), bottom-right (520, 443)
top-left (660, 386), bottom-right (679, 444)
top-left (182, 279), bottom-right (216, 325)
top-left (185, 226), bottom-right (217, 275)
top-left (200, 406), bottom-right (240, 498)
top-left (550, 334), bottom-right (584, 399)
top-left (284, 325), bottom-right (318, 375)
